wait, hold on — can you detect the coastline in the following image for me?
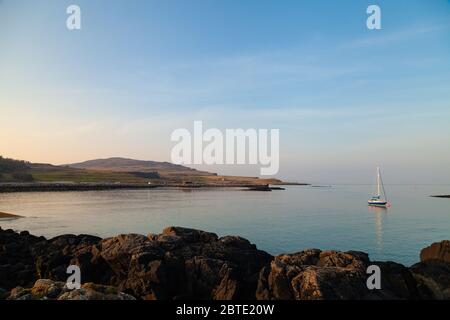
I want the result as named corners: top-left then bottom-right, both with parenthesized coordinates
top-left (0, 212), bottom-right (23, 219)
top-left (0, 182), bottom-right (309, 193)
top-left (0, 226), bottom-right (448, 300)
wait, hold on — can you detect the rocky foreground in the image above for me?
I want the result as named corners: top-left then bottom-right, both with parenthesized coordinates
top-left (0, 226), bottom-right (449, 300)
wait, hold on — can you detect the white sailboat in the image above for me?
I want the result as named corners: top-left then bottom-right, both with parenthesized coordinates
top-left (368, 166), bottom-right (388, 207)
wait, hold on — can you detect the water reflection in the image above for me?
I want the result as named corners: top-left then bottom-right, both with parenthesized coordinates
top-left (368, 206), bottom-right (388, 252)
top-left (1, 185), bottom-right (449, 265)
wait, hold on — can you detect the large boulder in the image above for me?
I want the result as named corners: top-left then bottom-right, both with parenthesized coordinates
top-left (409, 241), bottom-right (450, 300)
top-left (33, 234), bottom-right (112, 284)
top-left (256, 249), bottom-right (421, 300)
top-left (0, 287), bottom-right (9, 299)
top-left (101, 227), bottom-right (272, 299)
top-left (0, 227), bottom-right (44, 289)
top-left (420, 240), bottom-right (450, 263)
top-left (410, 261), bottom-right (450, 299)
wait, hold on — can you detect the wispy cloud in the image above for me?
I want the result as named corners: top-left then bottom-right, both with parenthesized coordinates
top-left (341, 24), bottom-right (450, 49)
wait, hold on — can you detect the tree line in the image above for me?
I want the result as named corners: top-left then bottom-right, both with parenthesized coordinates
top-left (0, 156), bottom-right (34, 182)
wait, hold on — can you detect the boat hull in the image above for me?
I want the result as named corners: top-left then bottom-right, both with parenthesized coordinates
top-left (368, 200), bottom-right (387, 206)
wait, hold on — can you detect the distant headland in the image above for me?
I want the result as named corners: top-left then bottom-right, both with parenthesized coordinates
top-left (0, 156), bottom-right (307, 192)
top-left (0, 212), bottom-right (23, 219)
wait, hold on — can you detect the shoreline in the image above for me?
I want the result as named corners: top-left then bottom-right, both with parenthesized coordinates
top-left (0, 226), bottom-right (448, 300)
top-left (0, 182), bottom-right (309, 193)
top-left (0, 212), bottom-right (23, 219)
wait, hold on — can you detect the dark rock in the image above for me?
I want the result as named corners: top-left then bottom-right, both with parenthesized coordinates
top-left (0, 287), bottom-right (9, 299)
top-left (1, 227), bottom-right (449, 300)
top-left (375, 261), bottom-right (422, 299)
top-left (0, 227), bottom-right (44, 289)
top-left (162, 226), bottom-right (218, 243)
top-left (256, 250), bottom-right (370, 300)
top-left (410, 260), bottom-right (450, 299)
top-left (34, 234), bottom-right (112, 284)
top-left (184, 257), bottom-right (238, 300)
top-left (100, 227), bottom-right (271, 299)
top-left (256, 250), bottom-right (423, 300)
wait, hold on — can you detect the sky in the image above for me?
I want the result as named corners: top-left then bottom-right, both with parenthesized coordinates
top-left (0, 0), bottom-right (449, 184)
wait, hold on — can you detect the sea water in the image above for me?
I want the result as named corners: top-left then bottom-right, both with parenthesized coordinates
top-left (1, 185), bottom-right (449, 266)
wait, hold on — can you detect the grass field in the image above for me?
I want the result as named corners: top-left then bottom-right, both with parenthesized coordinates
top-left (30, 168), bottom-right (150, 183)
top-left (0, 157), bottom-right (288, 186)
top-left (28, 167), bottom-right (284, 186)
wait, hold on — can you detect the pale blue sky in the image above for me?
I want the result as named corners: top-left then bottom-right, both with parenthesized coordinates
top-left (1, 0), bottom-right (449, 183)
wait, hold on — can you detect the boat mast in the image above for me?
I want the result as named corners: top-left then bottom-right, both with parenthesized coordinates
top-left (379, 167), bottom-right (388, 201)
top-left (376, 166), bottom-right (381, 197)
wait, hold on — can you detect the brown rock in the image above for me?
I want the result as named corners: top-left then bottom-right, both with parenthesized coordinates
top-left (420, 240), bottom-right (450, 263)
top-left (257, 250), bottom-right (370, 300)
top-left (7, 279), bottom-right (135, 300)
top-left (1, 227), bottom-right (449, 300)
top-left (256, 250), bottom-right (422, 300)
top-left (162, 226), bottom-right (218, 243)
top-left (30, 279), bottom-right (64, 299)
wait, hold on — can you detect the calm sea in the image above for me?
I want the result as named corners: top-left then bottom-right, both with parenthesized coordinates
top-left (1, 185), bottom-right (449, 265)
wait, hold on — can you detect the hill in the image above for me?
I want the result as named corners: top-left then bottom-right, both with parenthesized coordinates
top-left (0, 156), bottom-right (286, 186)
top-left (67, 157), bottom-right (213, 176)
